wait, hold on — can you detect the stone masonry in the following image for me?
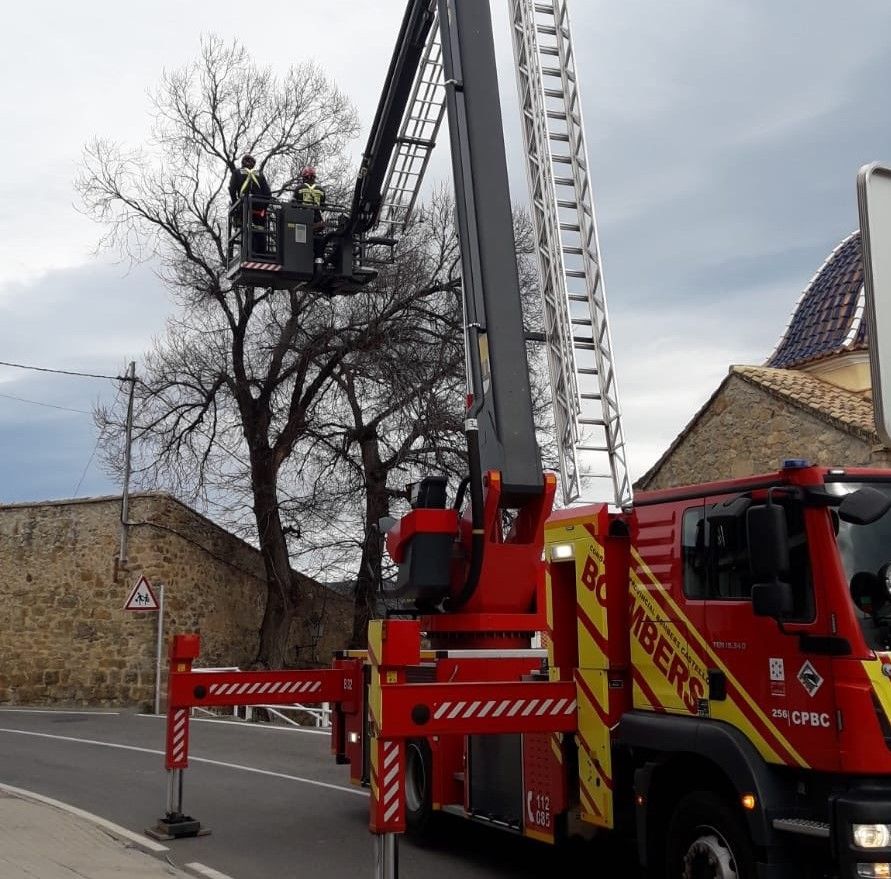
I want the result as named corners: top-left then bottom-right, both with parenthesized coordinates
top-left (0, 493), bottom-right (351, 707)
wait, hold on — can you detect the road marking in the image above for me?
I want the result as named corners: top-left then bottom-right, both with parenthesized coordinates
top-left (137, 714), bottom-right (329, 736)
top-left (0, 727), bottom-right (367, 797)
top-left (186, 862), bottom-right (236, 879)
top-left (0, 781), bottom-right (169, 852)
top-left (0, 708), bottom-right (120, 716)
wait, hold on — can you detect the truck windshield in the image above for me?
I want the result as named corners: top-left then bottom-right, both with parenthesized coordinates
top-left (830, 481), bottom-right (891, 651)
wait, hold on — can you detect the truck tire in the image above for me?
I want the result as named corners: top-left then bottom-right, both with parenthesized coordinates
top-left (665, 790), bottom-right (756, 879)
top-left (405, 738), bottom-right (434, 837)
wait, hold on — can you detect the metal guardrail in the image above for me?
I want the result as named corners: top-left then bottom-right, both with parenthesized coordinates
top-left (235, 703), bottom-right (331, 729)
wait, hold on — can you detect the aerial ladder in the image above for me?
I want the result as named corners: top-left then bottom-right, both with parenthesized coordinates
top-left (170, 0), bottom-right (629, 872)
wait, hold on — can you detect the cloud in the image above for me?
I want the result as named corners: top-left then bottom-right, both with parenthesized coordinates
top-left (0, 262), bottom-right (168, 502)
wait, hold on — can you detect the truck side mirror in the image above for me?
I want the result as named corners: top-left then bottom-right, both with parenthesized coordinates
top-left (746, 504), bottom-right (789, 579)
top-left (838, 486), bottom-right (891, 525)
top-left (751, 581), bottom-right (793, 618)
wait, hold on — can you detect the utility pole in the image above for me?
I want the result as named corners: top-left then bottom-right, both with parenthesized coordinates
top-left (119, 361), bottom-right (136, 567)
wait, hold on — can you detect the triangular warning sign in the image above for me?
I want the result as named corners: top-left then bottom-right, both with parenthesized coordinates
top-left (124, 575), bottom-right (159, 611)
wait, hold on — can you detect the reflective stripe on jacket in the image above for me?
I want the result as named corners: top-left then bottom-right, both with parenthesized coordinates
top-left (296, 183), bottom-right (324, 207)
top-left (240, 169), bottom-right (261, 196)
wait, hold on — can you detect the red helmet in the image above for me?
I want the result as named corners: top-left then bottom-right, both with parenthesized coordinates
top-left (301, 166), bottom-right (317, 180)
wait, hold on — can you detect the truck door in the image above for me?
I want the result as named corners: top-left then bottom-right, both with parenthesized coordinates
top-left (630, 501), bottom-right (707, 716)
top-left (703, 496), bottom-right (839, 770)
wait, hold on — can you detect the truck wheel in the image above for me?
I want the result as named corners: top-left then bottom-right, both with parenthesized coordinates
top-left (666, 791), bottom-right (756, 879)
top-left (405, 738), bottom-right (433, 837)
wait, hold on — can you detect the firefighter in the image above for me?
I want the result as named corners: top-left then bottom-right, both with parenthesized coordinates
top-left (229, 154), bottom-right (271, 204)
top-left (292, 167), bottom-right (327, 262)
top-left (229, 155), bottom-right (272, 256)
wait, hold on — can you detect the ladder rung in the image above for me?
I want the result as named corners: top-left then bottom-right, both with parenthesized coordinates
top-left (577, 446), bottom-right (610, 453)
top-left (580, 393), bottom-right (602, 401)
top-left (551, 154), bottom-right (573, 163)
top-left (550, 133), bottom-right (570, 142)
top-left (576, 368), bottom-right (598, 376)
top-left (558, 199), bottom-right (578, 209)
top-left (579, 417), bottom-right (607, 426)
top-left (545, 88), bottom-right (564, 99)
top-left (560, 223), bottom-right (581, 232)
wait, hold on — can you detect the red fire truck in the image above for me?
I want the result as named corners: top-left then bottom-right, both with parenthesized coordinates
top-left (320, 4), bottom-right (891, 879)
top-left (218, 0), bottom-right (891, 876)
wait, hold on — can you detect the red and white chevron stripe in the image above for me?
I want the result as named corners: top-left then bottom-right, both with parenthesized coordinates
top-left (207, 679), bottom-right (323, 697)
top-left (171, 708), bottom-right (188, 764)
top-left (382, 740), bottom-right (401, 824)
top-left (242, 261), bottom-right (281, 271)
top-left (432, 696), bottom-right (577, 722)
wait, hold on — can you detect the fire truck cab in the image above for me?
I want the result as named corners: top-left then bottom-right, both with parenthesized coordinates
top-left (563, 462), bottom-right (891, 878)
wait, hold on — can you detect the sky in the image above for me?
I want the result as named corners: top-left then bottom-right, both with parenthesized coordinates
top-left (1, 0), bottom-right (890, 506)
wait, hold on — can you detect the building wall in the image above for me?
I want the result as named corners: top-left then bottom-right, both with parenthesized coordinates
top-left (804, 352), bottom-right (872, 394)
top-left (0, 493), bottom-right (351, 707)
top-left (640, 376), bottom-right (886, 491)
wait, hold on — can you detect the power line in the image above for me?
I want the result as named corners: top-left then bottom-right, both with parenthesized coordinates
top-left (0, 390), bottom-right (93, 416)
top-left (73, 435), bottom-right (102, 497)
top-left (0, 359), bottom-right (128, 381)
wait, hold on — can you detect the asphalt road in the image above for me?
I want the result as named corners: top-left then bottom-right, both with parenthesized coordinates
top-left (0, 708), bottom-right (631, 879)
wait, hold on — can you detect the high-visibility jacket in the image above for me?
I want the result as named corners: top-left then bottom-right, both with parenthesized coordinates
top-left (294, 183), bottom-right (325, 228)
top-left (229, 166), bottom-right (271, 204)
top-left (294, 182), bottom-right (326, 211)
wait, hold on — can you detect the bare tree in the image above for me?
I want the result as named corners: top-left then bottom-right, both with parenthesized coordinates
top-left (79, 36), bottom-right (362, 667)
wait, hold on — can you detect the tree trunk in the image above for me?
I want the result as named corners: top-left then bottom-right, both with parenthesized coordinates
top-left (350, 438), bottom-right (388, 648)
top-left (251, 453), bottom-right (300, 667)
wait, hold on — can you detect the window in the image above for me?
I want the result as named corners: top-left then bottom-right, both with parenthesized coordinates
top-left (682, 506), bottom-right (706, 598)
top-left (681, 498), bottom-right (814, 620)
top-left (710, 513), bottom-right (751, 600)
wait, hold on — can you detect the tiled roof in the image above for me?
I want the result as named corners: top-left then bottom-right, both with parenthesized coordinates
top-left (767, 231), bottom-right (867, 368)
top-left (732, 365), bottom-right (876, 440)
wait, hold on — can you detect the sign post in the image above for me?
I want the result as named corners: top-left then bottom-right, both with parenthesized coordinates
top-left (858, 162), bottom-right (891, 444)
top-left (154, 584), bottom-right (165, 715)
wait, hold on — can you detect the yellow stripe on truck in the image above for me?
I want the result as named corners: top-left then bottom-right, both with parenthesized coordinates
top-left (630, 547), bottom-right (808, 769)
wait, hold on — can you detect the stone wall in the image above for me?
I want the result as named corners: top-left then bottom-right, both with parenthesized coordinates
top-left (639, 375), bottom-right (883, 490)
top-left (0, 493), bottom-right (352, 707)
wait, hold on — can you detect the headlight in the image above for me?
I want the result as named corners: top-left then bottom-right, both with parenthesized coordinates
top-left (857, 864), bottom-right (891, 878)
top-left (550, 543), bottom-right (574, 561)
top-left (854, 823), bottom-right (891, 849)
